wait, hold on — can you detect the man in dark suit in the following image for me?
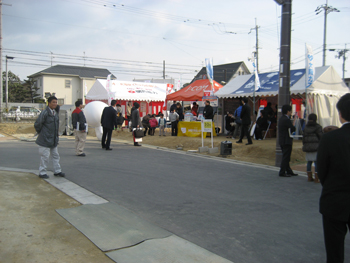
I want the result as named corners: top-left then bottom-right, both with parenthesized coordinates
top-left (100, 100), bottom-right (118, 150)
top-left (236, 97), bottom-right (252, 145)
top-left (317, 93), bottom-right (350, 263)
top-left (278, 104), bottom-right (298, 177)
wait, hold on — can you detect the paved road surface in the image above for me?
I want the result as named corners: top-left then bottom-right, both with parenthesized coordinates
top-left (1, 139), bottom-right (349, 263)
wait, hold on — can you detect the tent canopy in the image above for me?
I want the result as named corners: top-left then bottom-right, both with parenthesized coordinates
top-left (215, 66), bottom-right (349, 98)
top-left (87, 79), bottom-right (171, 102)
top-left (167, 79), bottom-right (223, 101)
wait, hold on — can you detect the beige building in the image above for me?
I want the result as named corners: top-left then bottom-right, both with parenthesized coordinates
top-left (28, 65), bottom-right (115, 105)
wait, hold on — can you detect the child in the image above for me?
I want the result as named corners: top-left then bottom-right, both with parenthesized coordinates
top-left (149, 114), bottom-right (158, 136)
top-left (158, 114), bottom-right (166, 136)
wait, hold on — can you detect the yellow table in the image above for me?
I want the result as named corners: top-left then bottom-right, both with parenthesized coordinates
top-left (177, 121), bottom-right (217, 138)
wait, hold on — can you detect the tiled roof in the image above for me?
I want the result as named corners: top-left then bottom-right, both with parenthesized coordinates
top-left (28, 65), bottom-right (116, 79)
top-left (191, 61), bottom-right (250, 84)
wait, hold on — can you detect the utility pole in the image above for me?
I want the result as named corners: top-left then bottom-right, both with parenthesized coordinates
top-left (315, 0), bottom-right (340, 66)
top-left (0, 0), bottom-right (11, 122)
top-left (329, 44), bottom-right (349, 79)
top-left (249, 18), bottom-right (260, 73)
top-left (0, 0), bottom-right (3, 122)
top-left (274, 0), bottom-right (292, 167)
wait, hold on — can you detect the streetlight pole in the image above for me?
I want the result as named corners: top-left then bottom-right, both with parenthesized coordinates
top-left (315, 0), bottom-right (340, 66)
top-left (5, 55), bottom-right (14, 109)
top-left (274, 0), bottom-right (292, 167)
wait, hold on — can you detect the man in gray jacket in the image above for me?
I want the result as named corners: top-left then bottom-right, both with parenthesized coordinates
top-left (34, 96), bottom-right (65, 179)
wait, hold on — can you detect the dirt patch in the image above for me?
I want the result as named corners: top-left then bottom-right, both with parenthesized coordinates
top-left (0, 123), bottom-right (36, 136)
top-left (0, 171), bottom-right (113, 263)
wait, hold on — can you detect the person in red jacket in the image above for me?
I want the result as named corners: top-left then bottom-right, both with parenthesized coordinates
top-left (149, 114), bottom-right (158, 136)
top-left (72, 100), bottom-right (87, 156)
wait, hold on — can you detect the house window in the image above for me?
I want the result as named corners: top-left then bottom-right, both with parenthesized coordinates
top-left (57, 98), bottom-right (64, 105)
top-left (65, 80), bottom-right (71, 88)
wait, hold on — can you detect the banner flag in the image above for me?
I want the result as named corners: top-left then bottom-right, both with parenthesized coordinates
top-left (252, 57), bottom-right (261, 91)
top-left (305, 43), bottom-right (315, 115)
top-left (305, 44), bottom-right (314, 89)
top-left (163, 84), bottom-right (174, 110)
top-left (205, 58), bottom-right (214, 90)
top-left (106, 74), bottom-right (112, 105)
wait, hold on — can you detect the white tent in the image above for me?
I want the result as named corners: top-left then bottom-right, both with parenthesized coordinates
top-left (86, 79), bottom-right (169, 102)
top-left (215, 66), bottom-right (349, 127)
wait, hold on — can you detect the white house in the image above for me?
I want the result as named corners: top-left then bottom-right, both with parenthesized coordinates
top-left (28, 65), bottom-right (115, 105)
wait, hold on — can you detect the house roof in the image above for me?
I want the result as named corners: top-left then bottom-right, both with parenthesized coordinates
top-left (191, 61), bottom-right (250, 84)
top-left (28, 65), bottom-right (116, 79)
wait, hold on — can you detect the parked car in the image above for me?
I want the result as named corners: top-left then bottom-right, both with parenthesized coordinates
top-left (4, 106), bottom-right (41, 121)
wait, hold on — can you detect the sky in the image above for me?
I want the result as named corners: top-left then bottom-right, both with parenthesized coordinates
top-left (3, 0), bottom-right (350, 86)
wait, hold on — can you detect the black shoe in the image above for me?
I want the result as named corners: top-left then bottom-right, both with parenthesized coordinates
top-left (102, 145), bottom-right (106, 149)
top-left (78, 153), bottom-right (86, 157)
top-left (39, 174), bottom-right (49, 179)
top-left (287, 173), bottom-right (298, 176)
top-left (279, 173), bottom-right (291, 177)
top-left (246, 142), bottom-right (253, 145)
top-left (236, 140), bottom-right (242, 143)
top-left (134, 143), bottom-right (142, 146)
top-left (54, 172), bottom-right (65, 177)
top-left (106, 148), bottom-right (113, 151)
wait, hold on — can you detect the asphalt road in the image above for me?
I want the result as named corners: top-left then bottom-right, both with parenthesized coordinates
top-left (1, 139), bottom-right (349, 263)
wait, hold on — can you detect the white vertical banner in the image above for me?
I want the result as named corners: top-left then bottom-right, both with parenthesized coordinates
top-left (253, 57), bottom-right (261, 91)
top-left (305, 44), bottom-right (314, 115)
top-left (83, 80), bottom-right (87, 105)
top-left (105, 74), bottom-right (112, 105)
top-left (305, 44), bottom-right (314, 89)
top-left (205, 58), bottom-right (214, 92)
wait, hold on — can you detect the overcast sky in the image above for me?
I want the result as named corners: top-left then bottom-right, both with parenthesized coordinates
top-left (3, 0), bottom-right (350, 84)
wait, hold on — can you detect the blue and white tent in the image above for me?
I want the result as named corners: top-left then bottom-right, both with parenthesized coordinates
top-left (216, 66), bottom-right (349, 127)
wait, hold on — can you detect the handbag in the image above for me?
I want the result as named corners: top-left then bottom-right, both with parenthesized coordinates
top-left (133, 128), bottom-right (144, 138)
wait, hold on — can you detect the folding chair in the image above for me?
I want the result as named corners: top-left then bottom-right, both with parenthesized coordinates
top-left (263, 121), bottom-right (272, 140)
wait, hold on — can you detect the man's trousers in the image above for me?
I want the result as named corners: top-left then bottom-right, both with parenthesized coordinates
top-left (74, 129), bottom-right (86, 155)
top-left (38, 146), bottom-right (61, 176)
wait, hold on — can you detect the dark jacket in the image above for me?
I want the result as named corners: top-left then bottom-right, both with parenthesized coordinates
top-left (142, 115), bottom-right (150, 128)
top-left (263, 105), bottom-right (274, 120)
top-left (170, 103), bottom-right (177, 112)
top-left (72, 107), bottom-right (87, 130)
top-left (318, 123), bottom-right (350, 221)
top-left (101, 106), bottom-right (118, 130)
top-left (131, 108), bottom-right (142, 128)
top-left (116, 108), bottom-right (124, 126)
top-left (240, 103), bottom-right (251, 125)
top-left (302, 122), bottom-right (323, 152)
top-left (278, 115), bottom-right (295, 146)
top-left (34, 106), bottom-right (59, 148)
top-left (203, 105), bottom-right (214, 120)
top-left (256, 116), bottom-right (268, 130)
top-left (176, 107), bottom-right (184, 121)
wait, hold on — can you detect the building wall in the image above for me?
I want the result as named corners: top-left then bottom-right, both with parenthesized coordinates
top-left (34, 75), bottom-right (96, 105)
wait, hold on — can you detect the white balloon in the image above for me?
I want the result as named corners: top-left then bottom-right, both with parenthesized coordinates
top-left (84, 101), bottom-right (108, 127)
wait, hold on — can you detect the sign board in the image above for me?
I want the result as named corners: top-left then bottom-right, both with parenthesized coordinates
top-left (201, 119), bottom-right (212, 132)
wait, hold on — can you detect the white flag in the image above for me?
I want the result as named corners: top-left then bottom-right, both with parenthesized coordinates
top-left (305, 44), bottom-right (314, 89)
top-left (106, 74), bottom-right (112, 105)
top-left (253, 57), bottom-right (260, 91)
top-left (205, 58), bottom-right (214, 91)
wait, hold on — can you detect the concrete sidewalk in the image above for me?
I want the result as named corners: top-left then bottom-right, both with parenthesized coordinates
top-left (0, 170), bottom-right (113, 263)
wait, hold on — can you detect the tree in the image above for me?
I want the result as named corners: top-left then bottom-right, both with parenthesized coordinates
top-left (23, 78), bottom-right (45, 103)
top-left (1, 71), bottom-right (45, 103)
top-left (2, 71), bottom-right (29, 103)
